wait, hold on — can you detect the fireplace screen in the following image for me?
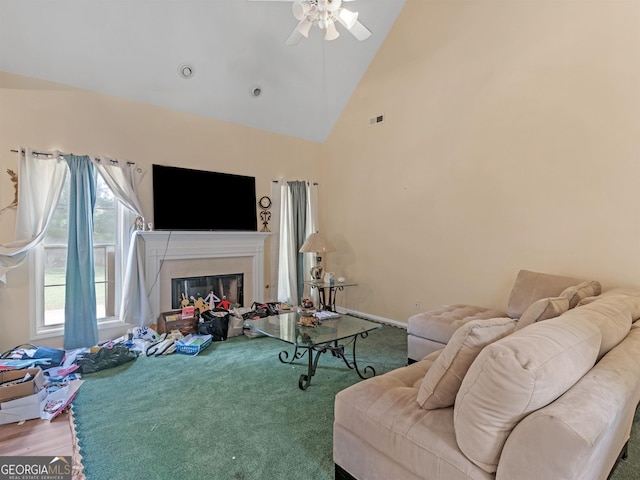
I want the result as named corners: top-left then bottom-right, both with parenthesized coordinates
top-left (171, 273), bottom-right (244, 309)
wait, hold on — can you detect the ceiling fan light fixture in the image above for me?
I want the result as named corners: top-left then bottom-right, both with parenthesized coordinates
top-left (261, 0), bottom-right (371, 44)
top-left (325, 0), bottom-right (342, 13)
top-left (292, 1), bottom-right (311, 21)
top-left (324, 21), bottom-right (340, 41)
top-left (337, 8), bottom-right (358, 30)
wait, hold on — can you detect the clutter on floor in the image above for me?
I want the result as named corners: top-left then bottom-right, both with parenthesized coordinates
top-left (0, 345), bottom-right (83, 425)
top-left (0, 301), bottom-right (293, 424)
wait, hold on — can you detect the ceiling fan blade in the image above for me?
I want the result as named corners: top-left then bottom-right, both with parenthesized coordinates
top-left (285, 28), bottom-right (303, 46)
top-left (348, 19), bottom-right (372, 41)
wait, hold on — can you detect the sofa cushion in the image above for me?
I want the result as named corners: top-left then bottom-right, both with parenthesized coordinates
top-left (563, 292), bottom-right (636, 358)
top-left (453, 316), bottom-right (601, 473)
top-left (417, 318), bottom-right (516, 410)
top-left (515, 295), bottom-right (569, 331)
top-left (560, 280), bottom-right (602, 308)
top-left (334, 360), bottom-right (493, 480)
top-left (577, 286), bottom-right (640, 311)
top-left (407, 305), bottom-right (507, 345)
top-left (507, 270), bottom-right (585, 319)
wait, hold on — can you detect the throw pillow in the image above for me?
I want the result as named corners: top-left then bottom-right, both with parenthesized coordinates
top-left (416, 317), bottom-right (516, 410)
top-left (560, 281), bottom-right (602, 309)
top-left (515, 295), bottom-right (569, 331)
top-left (506, 270), bottom-right (584, 319)
top-left (453, 316), bottom-right (601, 473)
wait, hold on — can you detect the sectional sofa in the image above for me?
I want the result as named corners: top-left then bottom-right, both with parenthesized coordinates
top-left (333, 286), bottom-right (640, 480)
top-left (406, 270), bottom-right (602, 363)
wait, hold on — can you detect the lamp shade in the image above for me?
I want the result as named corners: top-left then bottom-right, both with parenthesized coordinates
top-left (292, 1), bottom-right (311, 21)
top-left (299, 232), bottom-right (336, 253)
top-left (324, 21), bottom-right (340, 41)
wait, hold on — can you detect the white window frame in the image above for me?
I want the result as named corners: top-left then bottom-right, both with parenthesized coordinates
top-left (30, 202), bottom-right (132, 340)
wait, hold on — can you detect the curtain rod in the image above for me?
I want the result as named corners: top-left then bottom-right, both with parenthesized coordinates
top-left (10, 149), bottom-right (135, 165)
top-left (272, 180), bottom-right (319, 185)
top-left (11, 148), bottom-right (60, 158)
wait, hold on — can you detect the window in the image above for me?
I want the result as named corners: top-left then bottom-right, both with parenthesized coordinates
top-left (32, 170), bottom-right (130, 336)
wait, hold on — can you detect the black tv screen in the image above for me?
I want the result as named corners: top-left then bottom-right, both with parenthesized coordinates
top-left (152, 164), bottom-right (257, 231)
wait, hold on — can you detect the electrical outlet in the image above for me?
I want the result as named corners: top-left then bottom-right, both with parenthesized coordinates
top-left (414, 302), bottom-right (421, 310)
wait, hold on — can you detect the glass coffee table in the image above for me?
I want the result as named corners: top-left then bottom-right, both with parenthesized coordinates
top-left (244, 312), bottom-right (382, 390)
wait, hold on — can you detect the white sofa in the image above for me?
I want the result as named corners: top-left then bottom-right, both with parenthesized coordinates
top-left (334, 288), bottom-right (640, 480)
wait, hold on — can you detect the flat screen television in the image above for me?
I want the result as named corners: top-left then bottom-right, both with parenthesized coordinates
top-left (152, 164), bottom-right (258, 231)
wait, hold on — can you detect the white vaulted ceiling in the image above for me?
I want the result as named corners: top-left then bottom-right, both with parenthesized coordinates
top-left (0, 0), bottom-right (406, 142)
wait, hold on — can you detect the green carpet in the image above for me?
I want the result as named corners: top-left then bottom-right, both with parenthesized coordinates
top-left (73, 324), bottom-right (640, 480)
top-left (73, 324), bottom-right (407, 480)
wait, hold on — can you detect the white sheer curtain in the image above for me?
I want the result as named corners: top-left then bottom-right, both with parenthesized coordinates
top-left (0, 148), bottom-right (67, 285)
top-left (93, 156), bottom-right (145, 219)
top-left (269, 179), bottom-right (284, 302)
top-left (120, 232), bottom-right (153, 326)
top-left (303, 183), bottom-right (319, 303)
top-left (277, 183), bottom-right (297, 303)
top-left (92, 156), bottom-right (148, 326)
top-left (276, 181), bottom-right (319, 305)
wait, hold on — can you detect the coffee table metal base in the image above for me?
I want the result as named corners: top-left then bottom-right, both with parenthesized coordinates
top-left (278, 331), bottom-right (376, 390)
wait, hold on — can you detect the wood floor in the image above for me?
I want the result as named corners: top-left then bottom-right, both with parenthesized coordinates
top-left (0, 409), bottom-right (84, 478)
top-left (0, 410), bottom-right (73, 455)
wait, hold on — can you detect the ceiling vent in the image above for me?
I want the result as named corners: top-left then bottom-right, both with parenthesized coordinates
top-left (369, 114), bottom-right (384, 126)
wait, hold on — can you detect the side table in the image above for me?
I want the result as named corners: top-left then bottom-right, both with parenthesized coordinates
top-left (304, 281), bottom-right (357, 312)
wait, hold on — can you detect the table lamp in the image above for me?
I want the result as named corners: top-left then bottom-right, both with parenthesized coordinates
top-left (299, 231), bottom-right (335, 281)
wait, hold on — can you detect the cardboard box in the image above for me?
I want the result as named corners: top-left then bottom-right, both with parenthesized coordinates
top-left (157, 310), bottom-right (197, 335)
top-left (41, 380), bottom-right (83, 421)
top-left (0, 368), bottom-right (45, 403)
top-left (0, 379), bottom-right (84, 425)
top-left (0, 388), bottom-right (48, 425)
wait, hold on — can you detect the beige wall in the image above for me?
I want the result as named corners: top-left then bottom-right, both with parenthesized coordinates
top-left (323, 0), bottom-right (640, 322)
top-left (2, 0), bottom-right (640, 351)
top-left (0, 72), bottom-right (321, 351)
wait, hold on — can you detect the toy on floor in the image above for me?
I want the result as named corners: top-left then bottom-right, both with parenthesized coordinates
top-left (146, 330), bottom-right (183, 357)
top-left (217, 295), bottom-right (232, 310)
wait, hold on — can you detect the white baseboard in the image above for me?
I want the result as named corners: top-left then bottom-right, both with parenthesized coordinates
top-left (338, 307), bottom-right (407, 330)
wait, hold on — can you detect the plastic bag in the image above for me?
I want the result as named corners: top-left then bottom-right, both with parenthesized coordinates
top-left (76, 344), bottom-right (138, 374)
top-left (199, 309), bottom-right (229, 341)
top-left (0, 343), bottom-right (66, 367)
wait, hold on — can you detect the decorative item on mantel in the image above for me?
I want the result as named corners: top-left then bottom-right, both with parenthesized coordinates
top-left (258, 195), bottom-right (271, 232)
top-left (299, 231), bottom-right (336, 280)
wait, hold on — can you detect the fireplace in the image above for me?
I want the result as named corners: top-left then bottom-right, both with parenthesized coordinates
top-left (171, 273), bottom-right (244, 309)
top-left (137, 231), bottom-right (269, 320)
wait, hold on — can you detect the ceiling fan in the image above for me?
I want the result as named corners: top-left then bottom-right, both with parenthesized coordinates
top-left (249, 0), bottom-right (372, 46)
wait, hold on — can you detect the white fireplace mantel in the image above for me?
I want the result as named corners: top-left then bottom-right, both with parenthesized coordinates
top-left (137, 230), bottom-right (269, 320)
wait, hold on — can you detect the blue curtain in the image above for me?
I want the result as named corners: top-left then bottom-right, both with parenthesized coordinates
top-left (288, 181), bottom-right (307, 301)
top-left (63, 155), bottom-right (98, 349)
